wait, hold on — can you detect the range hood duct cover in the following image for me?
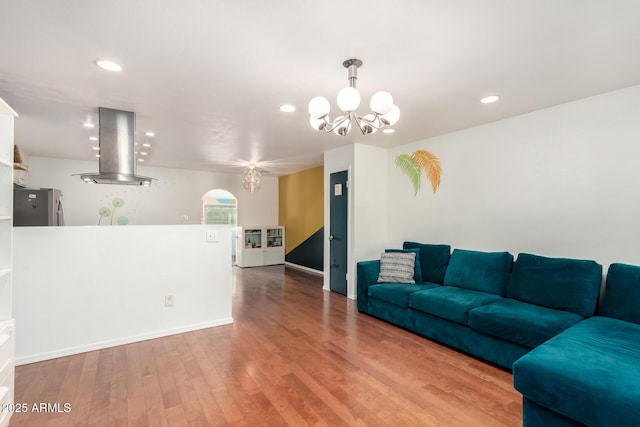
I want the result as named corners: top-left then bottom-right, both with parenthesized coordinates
top-left (79, 107), bottom-right (153, 185)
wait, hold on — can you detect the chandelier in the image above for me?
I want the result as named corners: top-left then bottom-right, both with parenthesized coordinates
top-left (308, 58), bottom-right (400, 136)
top-left (242, 164), bottom-right (262, 193)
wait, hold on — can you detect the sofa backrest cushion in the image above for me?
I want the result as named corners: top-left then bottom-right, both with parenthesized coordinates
top-left (443, 249), bottom-right (513, 296)
top-left (507, 253), bottom-right (602, 317)
top-left (600, 263), bottom-right (640, 324)
top-left (403, 242), bottom-right (451, 284)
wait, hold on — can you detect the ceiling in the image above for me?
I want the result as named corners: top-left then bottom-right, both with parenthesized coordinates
top-left (1, 1), bottom-right (640, 176)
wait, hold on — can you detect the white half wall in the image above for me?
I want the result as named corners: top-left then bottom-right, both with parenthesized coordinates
top-left (387, 84), bottom-right (640, 271)
top-left (26, 157), bottom-right (278, 226)
top-left (13, 225), bottom-right (232, 365)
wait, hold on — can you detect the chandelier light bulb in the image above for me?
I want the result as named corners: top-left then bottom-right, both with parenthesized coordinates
top-left (370, 91), bottom-right (394, 115)
top-left (382, 104), bottom-right (400, 126)
top-left (336, 87), bottom-right (361, 112)
top-left (308, 96), bottom-right (330, 119)
top-left (309, 116), bottom-right (325, 131)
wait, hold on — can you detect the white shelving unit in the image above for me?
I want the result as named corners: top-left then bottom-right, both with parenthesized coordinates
top-left (236, 226), bottom-right (285, 267)
top-left (0, 97), bottom-right (16, 427)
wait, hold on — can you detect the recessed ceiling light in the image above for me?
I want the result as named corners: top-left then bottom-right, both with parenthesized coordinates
top-left (142, 143), bottom-right (151, 148)
top-left (480, 95), bottom-right (500, 104)
top-left (92, 146), bottom-right (99, 150)
top-left (95, 154), bottom-right (100, 158)
top-left (382, 129), bottom-right (395, 134)
top-left (89, 136), bottom-right (98, 141)
top-left (83, 122), bottom-right (95, 128)
top-left (145, 131), bottom-right (155, 137)
top-left (137, 158), bottom-right (144, 162)
top-left (95, 59), bottom-right (123, 72)
top-left (280, 104), bottom-right (296, 113)
top-left (140, 152), bottom-right (148, 156)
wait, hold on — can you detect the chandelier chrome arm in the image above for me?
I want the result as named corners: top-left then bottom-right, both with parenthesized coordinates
top-left (319, 114), bottom-right (351, 133)
top-left (320, 112), bottom-right (387, 135)
top-left (353, 113), bottom-right (373, 135)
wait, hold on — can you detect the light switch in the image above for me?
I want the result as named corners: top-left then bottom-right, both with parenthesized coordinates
top-left (206, 229), bottom-right (219, 242)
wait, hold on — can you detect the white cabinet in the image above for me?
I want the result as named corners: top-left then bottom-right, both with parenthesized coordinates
top-left (0, 98), bottom-right (16, 427)
top-left (236, 226), bottom-right (285, 267)
top-left (237, 227), bottom-right (264, 267)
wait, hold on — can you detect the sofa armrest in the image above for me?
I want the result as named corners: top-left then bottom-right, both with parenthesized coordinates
top-left (357, 260), bottom-right (380, 313)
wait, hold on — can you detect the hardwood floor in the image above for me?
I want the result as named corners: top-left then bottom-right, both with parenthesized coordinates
top-left (11, 265), bottom-right (522, 426)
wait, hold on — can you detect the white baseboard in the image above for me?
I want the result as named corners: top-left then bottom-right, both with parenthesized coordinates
top-left (285, 262), bottom-right (324, 276)
top-left (16, 318), bottom-right (234, 366)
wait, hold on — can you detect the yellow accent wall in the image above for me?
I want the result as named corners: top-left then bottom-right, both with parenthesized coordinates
top-left (279, 166), bottom-right (324, 254)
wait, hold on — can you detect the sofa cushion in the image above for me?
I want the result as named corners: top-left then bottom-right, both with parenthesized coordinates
top-left (599, 263), bottom-right (640, 324)
top-left (385, 248), bottom-right (422, 282)
top-left (409, 287), bottom-right (502, 325)
top-left (507, 253), bottom-right (602, 317)
top-left (403, 242), bottom-right (451, 284)
top-left (513, 317), bottom-right (640, 426)
top-left (468, 298), bottom-right (583, 348)
top-left (443, 249), bottom-right (513, 296)
top-left (368, 283), bottom-right (440, 308)
top-left (377, 252), bottom-right (416, 283)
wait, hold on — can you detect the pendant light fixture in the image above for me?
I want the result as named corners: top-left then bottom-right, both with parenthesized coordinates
top-left (242, 164), bottom-right (262, 193)
top-left (308, 59), bottom-right (400, 136)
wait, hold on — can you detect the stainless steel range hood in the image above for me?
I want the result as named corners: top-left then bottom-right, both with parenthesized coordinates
top-left (79, 107), bottom-right (154, 186)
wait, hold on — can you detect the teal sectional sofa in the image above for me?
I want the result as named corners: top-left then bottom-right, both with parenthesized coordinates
top-left (513, 263), bottom-right (640, 426)
top-left (356, 242), bottom-right (603, 371)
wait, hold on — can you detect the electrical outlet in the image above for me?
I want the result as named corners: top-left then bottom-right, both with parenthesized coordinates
top-left (165, 295), bottom-right (174, 307)
top-left (206, 229), bottom-right (219, 242)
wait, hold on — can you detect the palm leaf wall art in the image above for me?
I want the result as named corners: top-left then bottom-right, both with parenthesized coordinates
top-left (412, 149), bottom-right (442, 193)
top-left (395, 149), bottom-right (442, 195)
top-left (395, 154), bottom-right (422, 195)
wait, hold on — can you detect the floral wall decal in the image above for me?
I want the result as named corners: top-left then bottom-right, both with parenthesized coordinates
top-left (110, 198), bottom-right (124, 225)
top-left (395, 149), bottom-right (442, 195)
top-left (98, 207), bottom-right (111, 225)
top-left (97, 197), bottom-right (129, 225)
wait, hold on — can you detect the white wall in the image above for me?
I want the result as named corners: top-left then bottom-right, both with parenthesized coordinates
top-left (353, 143), bottom-right (388, 294)
top-left (387, 84), bottom-right (640, 271)
top-left (13, 225), bottom-right (232, 364)
top-left (26, 157), bottom-right (278, 226)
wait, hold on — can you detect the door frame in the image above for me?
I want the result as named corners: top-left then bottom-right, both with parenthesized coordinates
top-left (323, 167), bottom-right (353, 298)
top-left (329, 170), bottom-right (349, 295)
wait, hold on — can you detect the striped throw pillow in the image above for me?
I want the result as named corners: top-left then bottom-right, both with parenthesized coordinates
top-left (377, 252), bottom-right (416, 283)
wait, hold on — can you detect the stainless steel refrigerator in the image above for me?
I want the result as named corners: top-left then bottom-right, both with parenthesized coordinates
top-left (13, 188), bottom-right (64, 226)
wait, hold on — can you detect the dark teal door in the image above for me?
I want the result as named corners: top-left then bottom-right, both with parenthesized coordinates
top-left (330, 170), bottom-right (348, 295)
